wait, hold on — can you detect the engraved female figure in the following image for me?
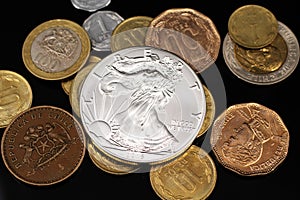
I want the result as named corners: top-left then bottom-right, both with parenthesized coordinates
top-left (96, 51), bottom-right (183, 153)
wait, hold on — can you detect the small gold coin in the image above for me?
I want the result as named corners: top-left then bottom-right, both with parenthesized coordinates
top-left (150, 145), bottom-right (217, 200)
top-left (210, 102), bottom-right (289, 176)
top-left (61, 76), bottom-right (75, 95)
top-left (22, 19), bottom-right (91, 80)
top-left (197, 85), bottom-right (215, 138)
top-left (234, 33), bottom-right (288, 74)
top-left (0, 70), bottom-right (32, 128)
top-left (228, 4), bottom-right (278, 49)
top-left (111, 16), bottom-right (153, 52)
top-left (87, 140), bottom-right (140, 175)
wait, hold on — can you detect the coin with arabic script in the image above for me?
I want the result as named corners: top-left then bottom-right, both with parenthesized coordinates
top-left (79, 46), bottom-right (206, 166)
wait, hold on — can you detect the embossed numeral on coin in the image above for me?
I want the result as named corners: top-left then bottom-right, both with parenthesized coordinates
top-left (33, 53), bottom-right (61, 71)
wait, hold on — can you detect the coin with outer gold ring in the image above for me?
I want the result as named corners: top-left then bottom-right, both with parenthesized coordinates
top-left (210, 102), bottom-right (289, 176)
top-left (0, 70), bottom-right (33, 128)
top-left (22, 19), bottom-right (91, 80)
top-left (197, 85), bottom-right (215, 138)
top-left (228, 4), bottom-right (278, 49)
top-left (150, 145), bottom-right (217, 200)
top-left (111, 16), bottom-right (153, 52)
top-left (1, 105), bottom-right (86, 186)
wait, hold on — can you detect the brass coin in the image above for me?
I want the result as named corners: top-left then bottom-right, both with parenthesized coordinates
top-left (69, 62), bottom-right (98, 118)
top-left (210, 102), bottom-right (289, 176)
top-left (111, 16), bottom-right (153, 52)
top-left (234, 33), bottom-right (288, 74)
top-left (228, 4), bottom-right (278, 49)
top-left (145, 8), bottom-right (221, 73)
top-left (1, 105), bottom-right (86, 186)
top-left (150, 145), bottom-right (217, 200)
top-left (0, 70), bottom-right (32, 128)
top-left (197, 85), bottom-right (215, 138)
top-left (22, 19), bottom-right (91, 80)
top-left (61, 76), bottom-right (75, 95)
top-left (87, 140), bottom-right (140, 175)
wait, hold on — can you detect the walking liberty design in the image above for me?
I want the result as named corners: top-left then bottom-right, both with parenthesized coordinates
top-left (86, 50), bottom-right (184, 154)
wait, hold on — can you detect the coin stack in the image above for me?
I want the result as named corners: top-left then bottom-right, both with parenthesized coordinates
top-left (223, 4), bottom-right (299, 85)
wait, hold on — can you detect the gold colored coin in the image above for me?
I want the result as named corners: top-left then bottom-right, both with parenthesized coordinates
top-left (0, 70), bottom-right (32, 128)
top-left (234, 33), bottom-right (288, 74)
top-left (150, 145), bottom-right (217, 200)
top-left (69, 61), bottom-right (99, 118)
top-left (210, 102), bottom-right (289, 176)
top-left (197, 85), bottom-right (215, 138)
top-left (145, 8), bottom-right (221, 73)
top-left (228, 4), bottom-right (278, 49)
top-left (22, 19), bottom-right (91, 80)
top-left (111, 16), bottom-right (153, 52)
top-left (88, 55), bottom-right (101, 64)
top-left (87, 140), bottom-right (140, 175)
top-left (61, 76), bottom-right (74, 95)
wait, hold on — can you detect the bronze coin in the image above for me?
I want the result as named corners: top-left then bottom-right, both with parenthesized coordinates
top-left (210, 102), bottom-right (289, 176)
top-left (1, 105), bottom-right (86, 186)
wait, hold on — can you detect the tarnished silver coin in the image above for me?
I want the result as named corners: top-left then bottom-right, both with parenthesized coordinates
top-left (71, 0), bottom-right (111, 12)
top-left (80, 46), bottom-right (206, 165)
top-left (82, 10), bottom-right (124, 51)
top-left (223, 21), bottom-right (299, 85)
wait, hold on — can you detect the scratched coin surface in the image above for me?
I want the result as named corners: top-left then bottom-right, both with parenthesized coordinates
top-left (0, 70), bottom-right (33, 128)
top-left (210, 102), bottom-right (289, 176)
top-left (111, 16), bottom-right (153, 52)
top-left (150, 145), bottom-right (217, 200)
top-left (1, 106), bottom-right (86, 185)
top-left (87, 140), bottom-right (140, 175)
top-left (22, 19), bottom-right (91, 80)
top-left (80, 46), bottom-right (206, 165)
top-left (223, 21), bottom-right (299, 85)
top-left (82, 10), bottom-right (124, 51)
top-left (145, 8), bottom-right (221, 74)
top-left (71, 0), bottom-right (111, 12)
top-left (228, 4), bottom-right (278, 49)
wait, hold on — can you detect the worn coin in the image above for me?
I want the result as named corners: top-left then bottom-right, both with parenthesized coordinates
top-left (22, 19), bottom-right (91, 80)
top-left (197, 85), bottom-right (215, 138)
top-left (80, 46), bottom-right (206, 165)
top-left (150, 145), bottom-right (217, 200)
top-left (71, 0), bottom-right (111, 12)
top-left (0, 70), bottom-right (32, 128)
top-left (210, 102), bottom-right (289, 176)
top-left (223, 21), bottom-right (299, 85)
top-left (82, 10), bottom-right (124, 51)
top-left (111, 16), bottom-right (153, 52)
top-left (87, 140), bottom-right (140, 175)
top-left (228, 4), bottom-right (278, 49)
top-left (1, 106), bottom-right (86, 185)
top-left (145, 8), bottom-right (221, 74)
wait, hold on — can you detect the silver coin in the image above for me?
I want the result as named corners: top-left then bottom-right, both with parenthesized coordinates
top-left (71, 0), bottom-right (111, 12)
top-left (82, 10), bottom-right (124, 51)
top-left (79, 46), bottom-right (206, 164)
top-left (223, 21), bottom-right (299, 85)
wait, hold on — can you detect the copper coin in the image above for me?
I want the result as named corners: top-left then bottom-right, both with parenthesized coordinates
top-left (1, 105), bottom-right (86, 186)
top-left (210, 102), bottom-right (289, 176)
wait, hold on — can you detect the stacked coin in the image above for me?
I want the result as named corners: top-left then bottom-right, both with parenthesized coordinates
top-left (223, 4), bottom-right (299, 85)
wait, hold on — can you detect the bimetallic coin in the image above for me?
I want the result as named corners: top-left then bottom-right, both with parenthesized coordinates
top-left (80, 46), bottom-right (206, 165)
top-left (223, 21), bottom-right (299, 85)
top-left (70, 62), bottom-right (99, 118)
top-left (210, 103), bottom-right (289, 176)
top-left (145, 8), bottom-right (221, 74)
top-left (111, 16), bottom-right (153, 52)
top-left (22, 19), bottom-right (91, 80)
top-left (228, 4), bottom-right (278, 49)
top-left (197, 85), bottom-right (215, 138)
top-left (150, 145), bottom-right (217, 200)
top-left (83, 10), bottom-right (124, 51)
top-left (88, 140), bottom-right (140, 175)
top-left (71, 0), bottom-right (111, 12)
top-left (0, 70), bottom-right (32, 128)
top-left (1, 106), bottom-right (86, 185)
top-left (235, 33), bottom-right (288, 74)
